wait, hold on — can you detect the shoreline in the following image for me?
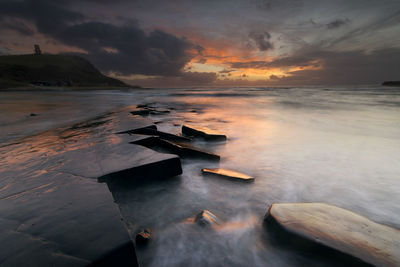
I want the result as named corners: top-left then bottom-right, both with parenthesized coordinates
top-left (0, 85), bottom-right (142, 92)
top-left (1, 92), bottom-right (399, 266)
top-left (0, 106), bottom-right (184, 266)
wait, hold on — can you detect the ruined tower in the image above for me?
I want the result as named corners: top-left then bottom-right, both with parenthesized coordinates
top-left (34, 44), bottom-right (41, 55)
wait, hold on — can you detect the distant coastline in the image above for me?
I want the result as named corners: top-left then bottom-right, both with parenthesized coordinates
top-left (382, 81), bottom-right (400, 87)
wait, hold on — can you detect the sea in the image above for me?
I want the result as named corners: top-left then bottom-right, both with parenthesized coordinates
top-left (0, 86), bottom-right (399, 266)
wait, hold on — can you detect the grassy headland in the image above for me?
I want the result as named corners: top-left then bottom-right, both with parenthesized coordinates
top-left (0, 54), bottom-right (131, 89)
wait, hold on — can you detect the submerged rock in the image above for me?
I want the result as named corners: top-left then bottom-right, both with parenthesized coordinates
top-left (182, 124), bottom-right (227, 141)
top-left (131, 107), bottom-right (170, 116)
top-left (195, 210), bottom-right (220, 226)
top-left (132, 137), bottom-right (220, 161)
top-left (202, 168), bottom-right (254, 181)
top-left (136, 103), bottom-right (155, 108)
top-left (264, 203), bottom-right (400, 267)
top-left (135, 229), bottom-right (152, 245)
top-left (130, 126), bottom-right (191, 142)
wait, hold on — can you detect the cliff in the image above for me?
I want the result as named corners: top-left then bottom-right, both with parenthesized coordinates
top-left (0, 54), bottom-right (128, 89)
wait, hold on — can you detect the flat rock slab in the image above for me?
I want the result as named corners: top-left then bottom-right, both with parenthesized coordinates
top-left (182, 124), bottom-right (227, 141)
top-left (265, 203), bottom-right (400, 267)
top-left (202, 168), bottom-right (254, 181)
top-left (57, 140), bottom-right (182, 181)
top-left (0, 172), bottom-right (137, 267)
top-left (132, 137), bottom-right (220, 161)
top-left (130, 127), bottom-right (191, 142)
top-left (0, 109), bottom-right (184, 266)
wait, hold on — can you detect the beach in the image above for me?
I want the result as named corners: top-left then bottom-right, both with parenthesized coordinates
top-left (1, 86), bottom-right (400, 266)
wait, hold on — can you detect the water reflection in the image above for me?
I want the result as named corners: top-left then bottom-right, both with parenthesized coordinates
top-left (1, 87), bottom-right (400, 266)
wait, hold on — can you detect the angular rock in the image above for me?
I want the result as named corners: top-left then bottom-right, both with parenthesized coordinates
top-left (132, 137), bottom-right (220, 161)
top-left (131, 109), bottom-right (153, 116)
top-left (135, 229), bottom-right (152, 245)
top-left (182, 124), bottom-right (226, 141)
top-left (195, 210), bottom-right (220, 226)
top-left (136, 103), bottom-right (155, 109)
top-left (264, 203), bottom-right (400, 267)
top-left (202, 168), bottom-right (254, 181)
top-left (129, 126), bottom-right (191, 142)
top-left (131, 107), bottom-right (170, 116)
top-left (0, 172), bottom-right (138, 267)
top-left (55, 141), bottom-right (183, 182)
top-left (0, 110), bottom-right (186, 266)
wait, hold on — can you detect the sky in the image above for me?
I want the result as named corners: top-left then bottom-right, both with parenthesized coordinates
top-left (1, 0), bottom-right (400, 87)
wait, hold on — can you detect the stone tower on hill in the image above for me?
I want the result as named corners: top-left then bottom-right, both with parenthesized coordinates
top-left (34, 44), bottom-right (41, 55)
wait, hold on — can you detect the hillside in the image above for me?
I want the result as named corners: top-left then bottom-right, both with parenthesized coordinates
top-left (0, 54), bottom-right (128, 89)
top-left (382, 81), bottom-right (400, 87)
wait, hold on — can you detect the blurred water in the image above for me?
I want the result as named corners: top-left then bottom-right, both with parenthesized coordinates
top-left (1, 86), bottom-right (400, 266)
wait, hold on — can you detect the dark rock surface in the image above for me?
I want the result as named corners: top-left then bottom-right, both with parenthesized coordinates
top-left (264, 203), bottom-right (400, 267)
top-left (0, 108), bottom-right (184, 266)
top-left (131, 107), bottom-right (171, 116)
top-left (129, 126), bottom-right (191, 142)
top-left (136, 229), bottom-right (152, 245)
top-left (56, 139), bottom-right (182, 181)
top-left (194, 210), bottom-right (220, 226)
top-left (0, 171), bottom-right (137, 266)
top-left (132, 137), bottom-right (220, 161)
top-left (202, 168), bottom-right (254, 181)
top-left (182, 124), bottom-right (227, 141)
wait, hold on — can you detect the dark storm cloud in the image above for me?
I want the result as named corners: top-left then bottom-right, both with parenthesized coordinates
top-left (0, 0), bottom-right (84, 34)
top-left (181, 71), bottom-right (217, 83)
top-left (59, 23), bottom-right (194, 76)
top-left (0, 17), bottom-right (34, 35)
top-left (0, 0), bottom-right (197, 76)
top-left (230, 47), bottom-right (400, 84)
top-left (326, 18), bottom-right (350, 29)
top-left (270, 48), bottom-right (400, 84)
top-left (230, 55), bottom-right (317, 69)
top-left (328, 9), bottom-right (400, 48)
top-left (255, 0), bottom-right (304, 11)
top-left (269, 74), bottom-right (279, 80)
top-left (219, 69), bottom-right (234, 74)
top-left (249, 31), bottom-right (273, 51)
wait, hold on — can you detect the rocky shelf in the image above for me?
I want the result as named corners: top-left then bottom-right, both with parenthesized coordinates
top-left (0, 107), bottom-right (183, 266)
top-left (182, 124), bottom-right (227, 141)
top-left (264, 203), bottom-right (400, 266)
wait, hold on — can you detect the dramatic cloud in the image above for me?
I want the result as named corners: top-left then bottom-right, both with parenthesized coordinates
top-left (0, 0), bottom-right (197, 76)
top-left (0, 0), bottom-right (84, 34)
top-left (181, 71), bottom-right (217, 83)
top-left (1, 0), bottom-right (400, 86)
top-left (249, 31), bottom-right (273, 51)
top-left (230, 55), bottom-right (318, 69)
top-left (326, 18), bottom-right (350, 29)
top-left (60, 23), bottom-right (195, 76)
top-left (268, 48), bottom-right (400, 85)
